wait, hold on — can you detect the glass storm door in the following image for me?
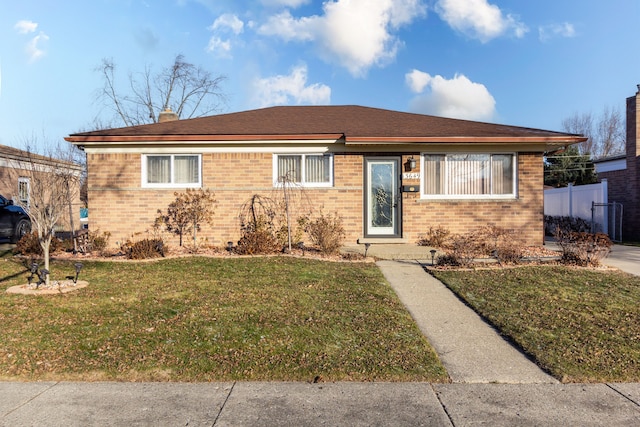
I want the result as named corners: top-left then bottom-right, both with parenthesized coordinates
top-left (365, 158), bottom-right (401, 237)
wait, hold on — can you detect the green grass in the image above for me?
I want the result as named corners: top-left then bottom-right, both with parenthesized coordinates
top-left (0, 256), bottom-right (448, 382)
top-left (431, 266), bottom-right (640, 382)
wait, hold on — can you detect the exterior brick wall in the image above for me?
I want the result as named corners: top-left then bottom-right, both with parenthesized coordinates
top-left (597, 91), bottom-right (640, 241)
top-left (0, 162), bottom-right (83, 232)
top-left (401, 152), bottom-right (543, 245)
top-left (88, 150), bottom-right (545, 249)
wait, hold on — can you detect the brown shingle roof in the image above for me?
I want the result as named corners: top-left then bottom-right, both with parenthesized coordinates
top-left (0, 144), bottom-right (82, 170)
top-left (66, 105), bottom-right (585, 144)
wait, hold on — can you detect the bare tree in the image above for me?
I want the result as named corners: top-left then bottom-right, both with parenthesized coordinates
top-left (95, 54), bottom-right (226, 127)
top-left (14, 142), bottom-right (83, 285)
top-left (562, 112), bottom-right (594, 155)
top-left (561, 107), bottom-right (625, 158)
top-left (596, 106), bottom-right (625, 158)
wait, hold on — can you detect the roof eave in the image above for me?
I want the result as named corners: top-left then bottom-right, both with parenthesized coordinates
top-left (343, 136), bottom-right (587, 145)
top-left (64, 134), bottom-right (345, 145)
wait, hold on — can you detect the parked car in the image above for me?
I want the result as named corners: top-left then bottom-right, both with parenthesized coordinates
top-left (0, 194), bottom-right (31, 243)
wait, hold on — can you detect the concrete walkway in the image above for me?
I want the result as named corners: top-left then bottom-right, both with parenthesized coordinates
top-left (602, 244), bottom-right (640, 276)
top-left (377, 260), bottom-right (556, 384)
top-left (2, 381), bottom-right (639, 426)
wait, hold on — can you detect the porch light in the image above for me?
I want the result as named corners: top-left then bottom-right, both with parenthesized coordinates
top-left (406, 156), bottom-right (417, 171)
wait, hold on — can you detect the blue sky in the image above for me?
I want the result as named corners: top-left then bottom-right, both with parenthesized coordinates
top-left (1, 0), bottom-right (639, 150)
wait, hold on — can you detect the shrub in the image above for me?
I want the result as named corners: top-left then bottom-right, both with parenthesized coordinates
top-left (158, 189), bottom-right (217, 246)
top-left (435, 253), bottom-right (462, 267)
top-left (236, 229), bottom-right (281, 255)
top-left (475, 225), bottom-right (524, 264)
top-left (446, 232), bottom-right (483, 267)
top-left (436, 226), bottom-right (524, 266)
top-left (304, 211), bottom-right (346, 255)
top-left (545, 215), bottom-right (591, 236)
top-left (121, 237), bottom-right (165, 260)
top-left (88, 229), bottom-right (111, 253)
top-left (555, 230), bottom-right (612, 266)
top-left (417, 225), bottom-right (451, 248)
top-left (14, 232), bottom-right (62, 256)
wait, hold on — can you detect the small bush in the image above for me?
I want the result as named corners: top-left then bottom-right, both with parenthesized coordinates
top-left (436, 253), bottom-right (462, 267)
top-left (121, 237), bottom-right (165, 260)
top-left (435, 226), bottom-right (524, 267)
top-left (236, 229), bottom-right (281, 255)
top-left (447, 232), bottom-right (483, 267)
top-left (555, 230), bottom-right (612, 266)
top-left (88, 229), bottom-right (111, 253)
top-left (475, 225), bottom-right (524, 264)
top-left (304, 211), bottom-right (346, 255)
top-left (545, 215), bottom-right (591, 236)
top-left (417, 225), bottom-right (451, 248)
top-left (14, 232), bottom-right (62, 256)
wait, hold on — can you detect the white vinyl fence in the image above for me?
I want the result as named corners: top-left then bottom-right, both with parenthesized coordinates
top-left (544, 180), bottom-right (608, 233)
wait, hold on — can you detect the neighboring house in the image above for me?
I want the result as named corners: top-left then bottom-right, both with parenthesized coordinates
top-left (593, 87), bottom-right (640, 241)
top-left (0, 144), bottom-right (84, 232)
top-left (65, 106), bottom-right (585, 248)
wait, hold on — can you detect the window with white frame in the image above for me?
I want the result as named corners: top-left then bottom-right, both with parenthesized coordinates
top-left (273, 154), bottom-right (333, 187)
top-left (142, 154), bottom-right (201, 187)
top-left (18, 177), bottom-right (30, 208)
top-left (422, 153), bottom-right (516, 198)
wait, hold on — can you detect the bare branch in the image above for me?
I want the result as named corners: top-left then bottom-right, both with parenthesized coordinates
top-left (561, 107), bottom-right (625, 159)
top-left (94, 54), bottom-right (226, 127)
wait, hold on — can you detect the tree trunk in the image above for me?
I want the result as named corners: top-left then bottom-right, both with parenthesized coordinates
top-left (68, 185), bottom-right (78, 254)
top-left (42, 238), bottom-right (51, 287)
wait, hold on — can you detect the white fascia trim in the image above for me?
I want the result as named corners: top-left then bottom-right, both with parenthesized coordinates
top-left (84, 144), bottom-right (336, 155)
top-left (594, 158), bottom-right (626, 173)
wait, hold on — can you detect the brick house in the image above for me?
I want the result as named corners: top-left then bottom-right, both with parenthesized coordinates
top-left (65, 106), bottom-right (585, 248)
top-left (0, 144), bottom-right (84, 232)
top-left (593, 88), bottom-right (640, 241)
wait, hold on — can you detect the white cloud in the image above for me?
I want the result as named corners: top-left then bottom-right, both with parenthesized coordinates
top-left (260, 0), bottom-right (310, 7)
top-left (210, 13), bottom-right (244, 35)
top-left (251, 64), bottom-right (331, 107)
top-left (14, 20), bottom-right (49, 62)
top-left (207, 14), bottom-right (244, 57)
top-left (26, 32), bottom-right (49, 62)
top-left (206, 37), bottom-right (233, 57)
top-left (435, 0), bottom-right (528, 43)
top-left (259, 10), bottom-right (317, 41)
top-left (539, 22), bottom-right (576, 42)
top-left (258, 0), bottom-right (426, 77)
top-left (406, 71), bottom-right (496, 121)
top-left (14, 20), bottom-right (38, 34)
top-left (406, 69), bottom-right (431, 93)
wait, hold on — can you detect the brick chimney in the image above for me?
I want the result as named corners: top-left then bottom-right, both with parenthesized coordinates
top-left (624, 87), bottom-right (640, 239)
top-left (158, 108), bottom-right (179, 123)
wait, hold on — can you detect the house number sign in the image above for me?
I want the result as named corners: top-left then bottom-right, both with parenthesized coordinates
top-left (402, 173), bottom-right (420, 180)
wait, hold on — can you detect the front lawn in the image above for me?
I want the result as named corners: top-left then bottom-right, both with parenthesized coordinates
top-left (0, 256), bottom-right (448, 382)
top-left (431, 266), bottom-right (640, 382)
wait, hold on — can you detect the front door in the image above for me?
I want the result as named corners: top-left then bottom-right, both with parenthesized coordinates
top-left (365, 157), bottom-right (401, 237)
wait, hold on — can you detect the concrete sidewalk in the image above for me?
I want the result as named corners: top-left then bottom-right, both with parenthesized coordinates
top-left (1, 381), bottom-right (639, 426)
top-left (602, 244), bottom-right (640, 276)
top-left (377, 260), bottom-right (557, 384)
